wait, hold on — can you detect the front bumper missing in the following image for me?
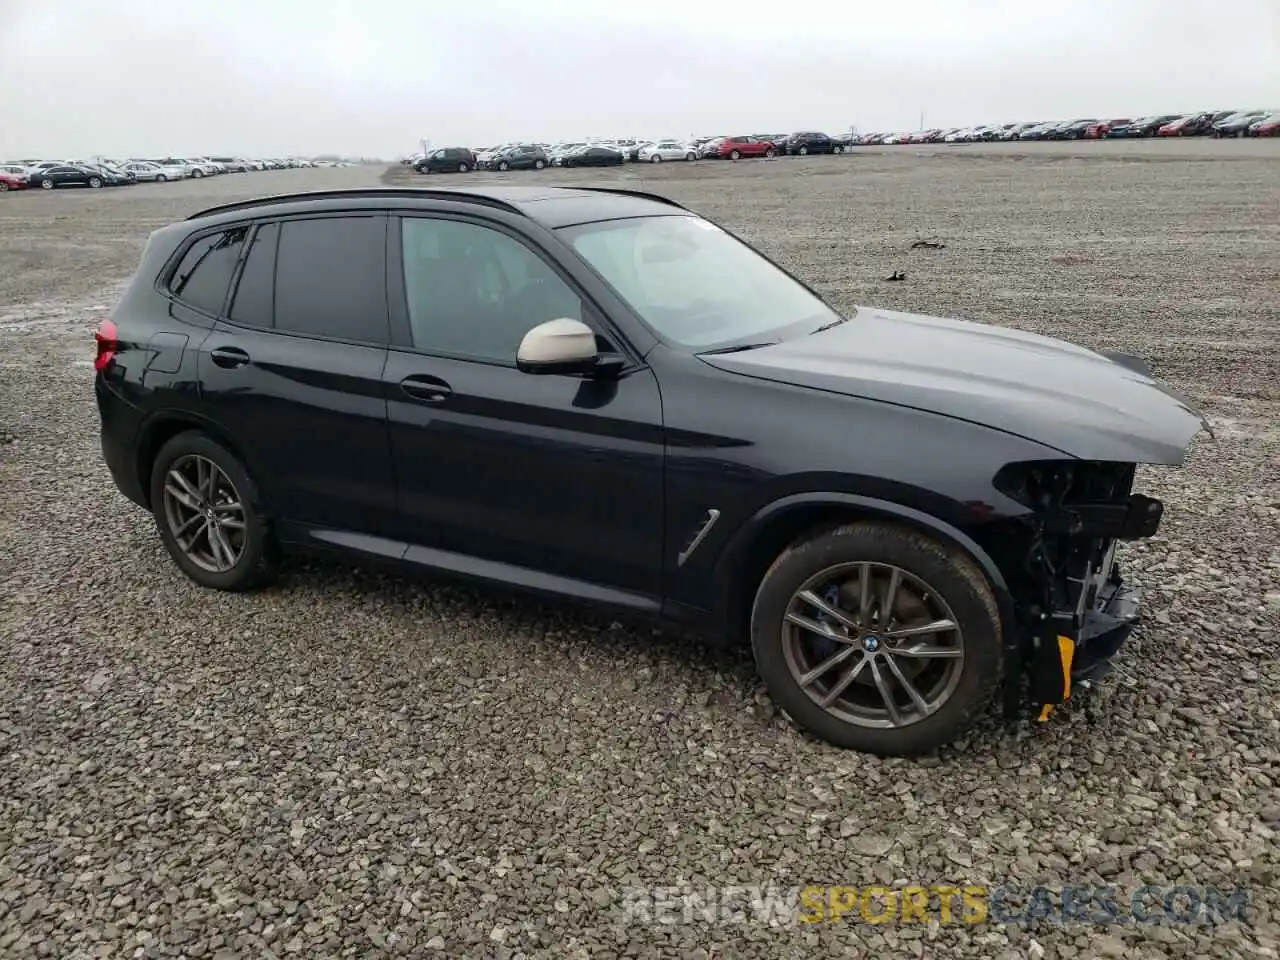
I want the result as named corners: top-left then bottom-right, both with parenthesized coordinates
top-left (1028, 578), bottom-right (1142, 720)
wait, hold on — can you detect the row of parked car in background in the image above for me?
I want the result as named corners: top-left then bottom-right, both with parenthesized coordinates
top-left (0, 156), bottom-right (354, 192)
top-left (402, 108), bottom-right (1280, 178)
top-left (404, 132), bottom-right (854, 174)
top-left (858, 108), bottom-right (1280, 144)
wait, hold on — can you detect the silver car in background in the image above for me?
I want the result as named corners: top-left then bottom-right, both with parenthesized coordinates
top-left (637, 139), bottom-right (699, 162)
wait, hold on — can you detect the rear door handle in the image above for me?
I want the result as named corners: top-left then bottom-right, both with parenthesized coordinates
top-left (209, 346), bottom-right (250, 369)
top-left (400, 375), bottom-right (453, 403)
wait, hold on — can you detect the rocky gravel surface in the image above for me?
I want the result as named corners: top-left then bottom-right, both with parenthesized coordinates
top-left (2, 142), bottom-right (1278, 958)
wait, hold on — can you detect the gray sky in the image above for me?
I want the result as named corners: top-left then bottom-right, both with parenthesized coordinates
top-left (2, 0), bottom-right (1276, 158)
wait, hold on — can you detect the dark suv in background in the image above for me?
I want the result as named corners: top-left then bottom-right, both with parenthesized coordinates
top-left (482, 144), bottom-right (548, 171)
top-left (415, 147), bottom-right (478, 174)
top-left (95, 185), bottom-right (1205, 757)
top-left (784, 132), bottom-right (841, 155)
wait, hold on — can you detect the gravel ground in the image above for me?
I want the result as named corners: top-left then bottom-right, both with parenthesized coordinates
top-left (2, 141), bottom-right (1278, 958)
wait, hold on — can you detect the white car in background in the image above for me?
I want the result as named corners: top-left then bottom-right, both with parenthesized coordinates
top-left (122, 161), bottom-right (183, 182)
top-left (637, 139), bottom-right (699, 162)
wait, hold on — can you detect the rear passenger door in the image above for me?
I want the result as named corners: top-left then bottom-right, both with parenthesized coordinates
top-left (196, 213), bottom-right (399, 545)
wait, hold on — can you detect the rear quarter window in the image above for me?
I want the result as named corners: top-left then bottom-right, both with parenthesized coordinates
top-left (167, 227), bottom-right (248, 315)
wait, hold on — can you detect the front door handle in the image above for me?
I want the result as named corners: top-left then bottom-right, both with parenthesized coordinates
top-left (209, 346), bottom-right (250, 369)
top-left (400, 375), bottom-right (453, 403)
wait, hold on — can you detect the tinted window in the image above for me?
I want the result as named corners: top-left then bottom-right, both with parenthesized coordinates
top-left (229, 222), bottom-right (279, 327)
top-left (273, 217), bottom-right (387, 342)
top-left (401, 218), bottom-right (583, 364)
top-left (169, 227), bottom-right (248, 315)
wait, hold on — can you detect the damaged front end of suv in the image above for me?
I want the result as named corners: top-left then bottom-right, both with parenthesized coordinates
top-left (984, 459), bottom-right (1168, 722)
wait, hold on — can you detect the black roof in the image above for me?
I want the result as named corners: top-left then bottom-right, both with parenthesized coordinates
top-left (186, 185), bottom-right (688, 230)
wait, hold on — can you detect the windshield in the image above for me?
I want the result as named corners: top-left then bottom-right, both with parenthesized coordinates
top-left (562, 214), bottom-right (842, 349)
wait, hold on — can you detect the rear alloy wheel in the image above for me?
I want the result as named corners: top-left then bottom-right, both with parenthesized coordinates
top-left (833, 145), bottom-right (843, 154)
top-left (150, 431), bottom-right (278, 591)
top-left (458, 163), bottom-right (469, 172)
top-left (765, 148), bottom-right (776, 158)
top-left (0, 182), bottom-right (7, 192)
top-left (751, 522), bottom-right (1002, 756)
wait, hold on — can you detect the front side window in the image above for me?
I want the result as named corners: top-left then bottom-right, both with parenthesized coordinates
top-left (563, 215), bottom-right (840, 349)
top-left (168, 227), bottom-right (248, 315)
top-left (400, 218), bottom-right (583, 364)
top-left (273, 216), bottom-right (388, 341)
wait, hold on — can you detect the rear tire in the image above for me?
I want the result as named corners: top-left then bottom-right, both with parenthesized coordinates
top-left (498, 160), bottom-right (510, 171)
top-left (534, 159), bottom-right (545, 170)
top-left (149, 431), bottom-right (279, 592)
top-left (685, 152), bottom-right (696, 161)
top-left (750, 521), bottom-right (1002, 756)
top-left (458, 163), bottom-right (469, 172)
top-left (0, 183), bottom-right (7, 192)
top-left (651, 154), bottom-right (662, 163)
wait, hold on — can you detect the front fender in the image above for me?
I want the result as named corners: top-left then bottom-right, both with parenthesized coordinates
top-left (713, 491), bottom-right (1017, 642)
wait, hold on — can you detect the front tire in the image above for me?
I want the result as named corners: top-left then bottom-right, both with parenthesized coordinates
top-left (150, 431), bottom-right (279, 592)
top-left (498, 160), bottom-right (510, 171)
top-left (458, 163), bottom-right (470, 172)
top-left (40, 179), bottom-right (54, 190)
top-left (157, 174), bottom-right (167, 182)
top-left (729, 149), bottom-right (741, 160)
top-left (533, 159), bottom-right (545, 170)
top-left (750, 521), bottom-right (1002, 756)
top-left (685, 152), bottom-right (696, 161)
top-left (650, 154), bottom-right (662, 163)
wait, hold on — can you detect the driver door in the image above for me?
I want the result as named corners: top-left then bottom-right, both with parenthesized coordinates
top-left (382, 213), bottom-right (666, 603)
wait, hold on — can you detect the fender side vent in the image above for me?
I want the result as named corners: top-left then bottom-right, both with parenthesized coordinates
top-left (677, 509), bottom-right (721, 567)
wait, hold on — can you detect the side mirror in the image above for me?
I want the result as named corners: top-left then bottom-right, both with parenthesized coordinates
top-left (516, 318), bottom-right (606, 375)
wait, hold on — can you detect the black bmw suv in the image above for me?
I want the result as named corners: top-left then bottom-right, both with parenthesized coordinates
top-left (95, 185), bottom-right (1207, 756)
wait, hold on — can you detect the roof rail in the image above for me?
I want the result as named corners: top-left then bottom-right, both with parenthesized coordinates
top-left (565, 186), bottom-right (688, 210)
top-left (185, 187), bottom-right (525, 222)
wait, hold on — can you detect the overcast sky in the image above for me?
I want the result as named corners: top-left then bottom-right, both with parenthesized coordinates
top-left (1, 0), bottom-right (1276, 158)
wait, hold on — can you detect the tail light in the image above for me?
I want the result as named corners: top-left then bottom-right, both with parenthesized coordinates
top-left (94, 319), bottom-right (119, 372)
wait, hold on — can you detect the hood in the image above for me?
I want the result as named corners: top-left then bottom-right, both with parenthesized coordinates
top-left (700, 307), bottom-right (1209, 465)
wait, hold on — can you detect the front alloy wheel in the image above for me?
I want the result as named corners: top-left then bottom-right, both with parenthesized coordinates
top-left (781, 562), bottom-right (963, 728)
top-left (751, 522), bottom-right (1002, 755)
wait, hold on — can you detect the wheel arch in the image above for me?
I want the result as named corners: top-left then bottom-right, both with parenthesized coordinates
top-left (134, 411), bottom-right (266, 512)
top-left (713, 492), bottom-right (1016, 647)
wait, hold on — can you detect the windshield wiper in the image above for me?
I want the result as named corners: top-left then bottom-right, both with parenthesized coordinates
top-left (698, 340), bottom-right (780, 355)
top-left (811, 315), bottom-right (850, 334)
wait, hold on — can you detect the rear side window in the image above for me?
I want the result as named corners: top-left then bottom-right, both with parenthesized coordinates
top-left (168, 227), bottom-right (248, 315)
top-left (229, 222), bottom-right (278, 327)
top-left (273, 216), bottom-right (388, 342)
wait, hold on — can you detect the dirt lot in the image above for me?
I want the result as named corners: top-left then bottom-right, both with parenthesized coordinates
top-left (2, 141), bottom-right (1278, 958)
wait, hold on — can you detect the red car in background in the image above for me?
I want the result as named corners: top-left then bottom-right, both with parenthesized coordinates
top-left (0, 171), bottom-right (28, 192)
top-left (1157, 112), bottom-right (1216, 136)
top-left (1248, 113), bottom-right (1280, 137)
top-left (1085, 119), bottom-right (1129, 138)
top-left (712, 136), bottom-right (778, 159)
